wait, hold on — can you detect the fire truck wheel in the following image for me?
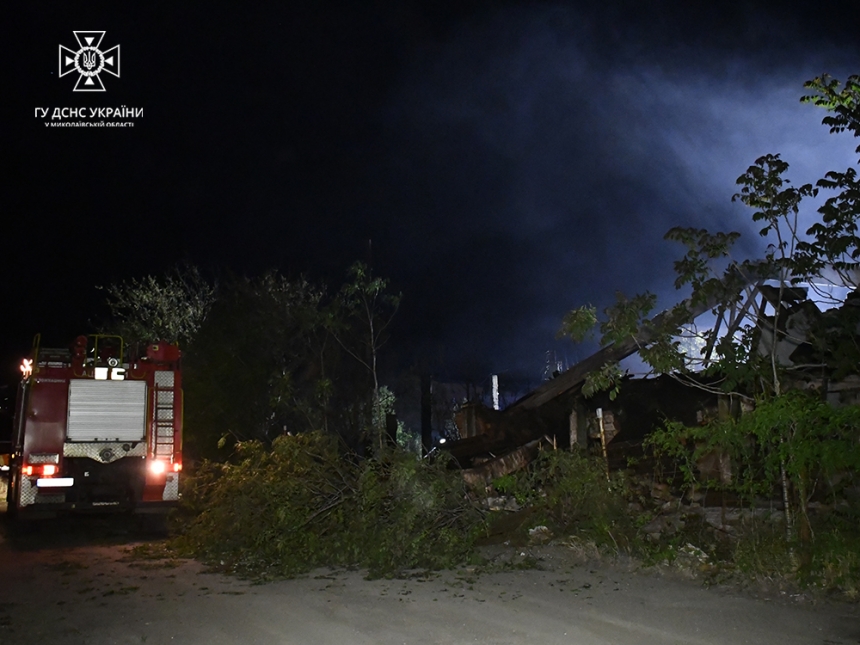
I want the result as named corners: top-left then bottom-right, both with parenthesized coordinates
top-left (137, 513), bottom-right (169, 536)
top-left (5, 474), bottom-right (18, 519)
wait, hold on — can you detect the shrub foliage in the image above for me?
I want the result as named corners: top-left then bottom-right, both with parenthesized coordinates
top-left (175, 433), bottom-right (485, 578)
top-left (492, 449), bottom-right (636, 550)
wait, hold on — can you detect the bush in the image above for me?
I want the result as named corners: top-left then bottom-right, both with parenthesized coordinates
top-left (806, 525), bottom-right (860, 599)
top-left (173, 433), bottom-right (486, 578)
top-left (725, 511), bottom-right (860, 598)
top-left (491, 449), bottom-right (635, 551)
top-left (645, 392), bottom-right (860, 584)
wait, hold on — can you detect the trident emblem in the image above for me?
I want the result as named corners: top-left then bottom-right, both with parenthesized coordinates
top-left (82, 50), bottom-right (97, 71)
top-left (58, 31), bottom-right (121, 92)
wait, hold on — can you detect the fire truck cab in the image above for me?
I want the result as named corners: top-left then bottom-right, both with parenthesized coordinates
top-left (6, 334), bottom-right (182, 517)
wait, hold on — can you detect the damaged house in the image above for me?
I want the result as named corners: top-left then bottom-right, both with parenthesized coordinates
top-left (442, 278), bottom-right (860, 488)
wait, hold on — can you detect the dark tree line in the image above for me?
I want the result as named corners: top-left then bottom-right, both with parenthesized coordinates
top-left (101, 262), bottom-right (400, 460)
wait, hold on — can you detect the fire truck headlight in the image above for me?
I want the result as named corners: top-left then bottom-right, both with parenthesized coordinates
top-left (42, 464), bottom-right (57, 477)
top-left (149, 460), bottom-right (166, 475)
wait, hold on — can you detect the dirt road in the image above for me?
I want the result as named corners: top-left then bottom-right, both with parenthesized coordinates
top-left (0, 515), bottom-right (858, 645)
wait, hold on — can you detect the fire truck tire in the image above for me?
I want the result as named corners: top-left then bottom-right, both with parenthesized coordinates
top-left (137, 513), bottom-right (169, 536)
top-left (5, 473), bottom-right (19, 519)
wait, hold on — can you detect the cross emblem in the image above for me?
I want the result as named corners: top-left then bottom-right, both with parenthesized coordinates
top-left (59, 31), bottom-right (120, 92)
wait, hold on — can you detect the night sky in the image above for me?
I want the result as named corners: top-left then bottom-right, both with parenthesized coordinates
top-left (4, 1), bottom-right (860, 391)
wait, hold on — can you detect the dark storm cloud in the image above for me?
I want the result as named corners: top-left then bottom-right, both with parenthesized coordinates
top-left (5, 2), bottom-right (860, 387)
top-left (373, 4), bottom-right (859, 378)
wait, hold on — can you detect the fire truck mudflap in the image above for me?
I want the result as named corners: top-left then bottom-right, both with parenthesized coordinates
top-left (6, 335), bottom-right (183, 517)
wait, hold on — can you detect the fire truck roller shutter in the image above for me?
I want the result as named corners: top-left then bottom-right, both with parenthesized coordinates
top-left (67, 380), bottom-right (147, 442)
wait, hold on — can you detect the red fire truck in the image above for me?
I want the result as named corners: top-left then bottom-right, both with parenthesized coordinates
top-left (6, 334), bottom-right (182, 518)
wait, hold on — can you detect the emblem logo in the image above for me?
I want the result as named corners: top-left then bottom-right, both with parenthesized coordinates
top-left (58, 31), bottom-right (120, 92)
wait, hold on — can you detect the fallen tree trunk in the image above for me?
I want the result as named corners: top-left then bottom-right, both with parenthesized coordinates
top-left (461, 436), bottom-right (552, 488)
top-left (508, 281), bottom-right (750, 412)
